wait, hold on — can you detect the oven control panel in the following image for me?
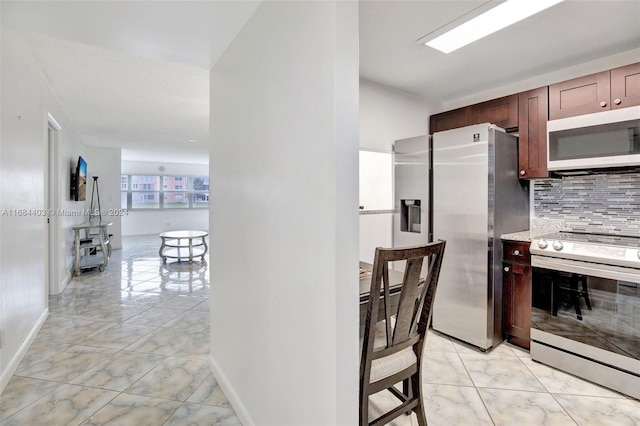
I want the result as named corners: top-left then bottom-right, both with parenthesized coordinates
top-left (530, 237), bottom-right (640, 268)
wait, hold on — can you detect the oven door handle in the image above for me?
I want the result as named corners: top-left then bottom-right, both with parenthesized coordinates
top-left (531, 255), bottom-right (640, 283)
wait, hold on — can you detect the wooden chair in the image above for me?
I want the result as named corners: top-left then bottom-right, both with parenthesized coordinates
top-left (360, 241), bottom-right (446, 426)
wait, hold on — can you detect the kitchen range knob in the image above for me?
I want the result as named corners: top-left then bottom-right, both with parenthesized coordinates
top-left (614, 98), bottom-right (622, 105)
top-left (600, 101), bottom-right (607, 107)
top-left (553, 241), bottom-right (564, 251)
top-left (520, 170), bottom-right (526, 176)
top-left (537, 239), bottom-right (548, 249)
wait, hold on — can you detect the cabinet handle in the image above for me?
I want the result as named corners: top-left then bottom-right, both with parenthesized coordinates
top-left (504, 266), bottom-right (510, 272)
top-left (513, 249), bottom-right (520, 256)
top-left (520, 170), bottom-right (525, 176)
top-left (600, 101), bottom-right (607, 107)
top-left (614, 98), bottom-right (621, 105)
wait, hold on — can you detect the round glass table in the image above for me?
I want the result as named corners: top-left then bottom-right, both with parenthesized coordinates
top-left (158, 230), bottom-right (208, 263)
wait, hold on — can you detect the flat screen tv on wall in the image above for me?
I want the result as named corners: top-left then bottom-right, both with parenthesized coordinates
top-left (73, 156), bottom-right (87, 201)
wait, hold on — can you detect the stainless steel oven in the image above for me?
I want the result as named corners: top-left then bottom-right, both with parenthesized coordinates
top-left (530, 232), bottom-right (640, 399)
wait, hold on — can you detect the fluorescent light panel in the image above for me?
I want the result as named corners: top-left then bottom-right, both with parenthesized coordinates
top-left (425, 0), bottom-right (564, 53)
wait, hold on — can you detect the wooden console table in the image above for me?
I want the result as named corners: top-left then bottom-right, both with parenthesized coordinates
top-left (72, 221), bottom-right (112, 276)
top-left (159, 230), bottom-right (208, 263)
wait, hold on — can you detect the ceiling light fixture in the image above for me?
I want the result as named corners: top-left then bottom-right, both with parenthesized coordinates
top-left (423, 0), bottom-right (565, 54)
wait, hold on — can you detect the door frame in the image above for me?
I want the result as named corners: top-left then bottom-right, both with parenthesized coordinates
top-left (46, 113), bottom-right (61, 296)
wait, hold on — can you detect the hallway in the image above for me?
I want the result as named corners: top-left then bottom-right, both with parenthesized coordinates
top-left (0, 235), bottom-right (239, 425)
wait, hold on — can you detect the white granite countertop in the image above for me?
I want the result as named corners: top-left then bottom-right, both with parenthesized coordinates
top-left (501, 219), bottom-right (565, 242)
top-left (501, 230), bottom-right (536, 242)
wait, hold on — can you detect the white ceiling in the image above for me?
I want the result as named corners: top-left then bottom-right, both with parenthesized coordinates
top-left (359, 0), bottom-right (640, 102)
top-left (2, 1), bottom-right (640, 164)
top-left (1, 0), bottom-right (262, 164)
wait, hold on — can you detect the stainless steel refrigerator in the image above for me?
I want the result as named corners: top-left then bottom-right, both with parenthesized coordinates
top-left (431, 124), bottom-right (529, 350)
top-left (393, 135), bottom-right (429, 252)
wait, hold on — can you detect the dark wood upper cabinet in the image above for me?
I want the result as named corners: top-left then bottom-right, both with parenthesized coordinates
top-left (468, 94), bottom-right (518, 130)
top-left (549, 71), bottom-right (611, 119)
top-left (517, 87), bottom-right (548, 179)
top-left (429, 107), bottom-right (469, 134)
top-left (611, 62), bottom-right (640, 110)
top-left (429, 95), bottom-right (518, 134)
top-left (429, 62), bottom-right (638, 178)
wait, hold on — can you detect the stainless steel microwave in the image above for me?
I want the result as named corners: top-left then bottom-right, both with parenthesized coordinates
top-left (547, 106), bottom-right (640, 172)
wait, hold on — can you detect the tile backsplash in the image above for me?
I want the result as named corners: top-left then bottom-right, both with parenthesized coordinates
top-left (534, 171), bottom-right (640, 236)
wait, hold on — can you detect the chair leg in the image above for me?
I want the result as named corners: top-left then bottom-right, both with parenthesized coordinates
top-left (360, 393), bottom-right (369, 426)
top-left (574, 295), bottom-right (583, 320)
top-left (551, 281), bottom-right (559, 317)
top-left (411, 373), bottom-right (427, 426)
top-left (403, 378), bottom-right (412, 415)
top-left (581, 278), bottom-right (592, 310)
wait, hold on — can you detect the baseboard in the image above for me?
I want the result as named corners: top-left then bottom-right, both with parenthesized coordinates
top-left (50, 269), bottom-right (73, 296)
top-left (60, 271), bottom-right (72, 293)
top-left (208, 353), bottom-right (254, 426)
top-left (0, 308), bottom-right (49, 394)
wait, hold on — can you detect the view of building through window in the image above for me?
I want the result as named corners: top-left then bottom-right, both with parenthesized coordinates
top-left (121, 175), bottom-right (209, 209)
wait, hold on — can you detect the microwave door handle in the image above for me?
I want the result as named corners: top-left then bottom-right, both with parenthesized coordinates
top-left (531, 255), bottom-right (640, 283)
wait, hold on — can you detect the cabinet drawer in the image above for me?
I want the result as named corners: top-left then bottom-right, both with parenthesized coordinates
top-left (503, 241), bottom-right (531, 264)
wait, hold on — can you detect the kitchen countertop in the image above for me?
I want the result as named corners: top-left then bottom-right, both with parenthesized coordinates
top-left (359, 209), bottom-right (395, 215)
top-left (501, 218), bottom-right (565, 242)
top-left (501, 230), bottom-right (539, 242)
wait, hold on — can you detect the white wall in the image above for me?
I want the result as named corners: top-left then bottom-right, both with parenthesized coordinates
top-left (358, 79), bottom-right (430, 261)
top-left (122, 160), bottom-right (208, 176)
top-left (209, 2), bottom-right (358, 424)
top-left (85, 147), bottom-right (122, 249)
top-left (359, 78), bottom-right (431, 151)
top-left (0, 28), bottom-right (87, 391)
top-left (121, 160), bottom-right (209, 236)
top-left (359, 213), bottom-right (393, 264)
top-left (123, 210), bottom-right (208, 236)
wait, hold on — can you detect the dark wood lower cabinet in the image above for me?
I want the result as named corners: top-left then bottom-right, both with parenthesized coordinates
top-left (503, 241), bottom-right (532, 349)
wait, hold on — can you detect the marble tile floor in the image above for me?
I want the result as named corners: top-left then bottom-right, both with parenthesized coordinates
top-left (370, 330), bottom-right (640, 426)
top-left (1, 235), bottom-right (239, 425)
top-left (2, 235), bottom-right (639, 425)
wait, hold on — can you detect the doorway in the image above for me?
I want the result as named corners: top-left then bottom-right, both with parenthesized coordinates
top-left (47, 114), bottom-right (61, 296)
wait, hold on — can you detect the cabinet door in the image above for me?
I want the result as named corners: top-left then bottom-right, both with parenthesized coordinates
top-left (429, 107), bottom-right (469, 134)
top-left (549, 71), bottom-right (611, 119)
top-left (468, 94), bottom-right (518, 130)
top-left (611, 62), bottom-right (640, 110)
top-left (517, 87), bottom-right (548, 179)
top-left (503, 262), bottom-right (532, 349)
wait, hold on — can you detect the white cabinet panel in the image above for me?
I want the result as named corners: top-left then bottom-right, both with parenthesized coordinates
top-left (359, 150), bottom-right (392, 210)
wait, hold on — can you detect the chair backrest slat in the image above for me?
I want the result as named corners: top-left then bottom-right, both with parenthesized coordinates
top-left (361, 241), bottom-right (447, 361)
top-left (392, 257), bottom-right (424, 344)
